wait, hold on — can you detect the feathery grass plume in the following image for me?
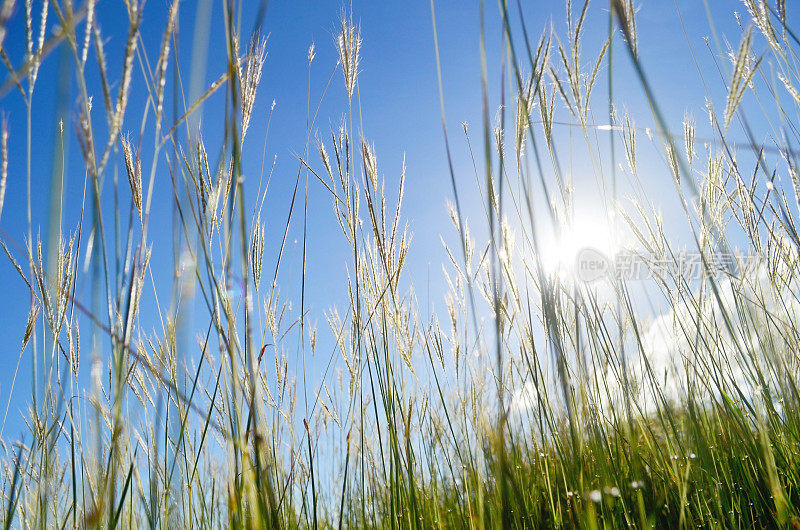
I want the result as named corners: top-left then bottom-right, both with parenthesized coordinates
top-left (91, 20), bottom-right (112, 116)
top-left (80, 0), bottom-right (95, 68)
top-left (336, 12), bottom-right (361, 99)
top-left (318, 137), bottom-right (333, 180)
top-left (0, 0), bottom-right (15, 50)
top-left (683, 112), bottom-right (695, 166)
top-left (778, 72), bottom-right (800, 106)
top-left (20, 303), bottom-right (39, 354)
top-left (121, 136), bottom-right (142, 220)
top-left (75, 96), bottom-right (96, 176)
top-left (238, 34), bottom-right (267, 142)
top-left (98, 1), bottom-right (142, 175)
top-left (191, 136), bottom-right (218, 227)
top-left (125, 247), bottom-right (150, 331)
top-left (41, 234), bottom-right (76, 333)
top-left (67, 322), bottom-right (79, 378)
top-left (724, 26), bottom-right (760, 131)
top-left (24, 0), bottom-right (33, 70)
top-left (515, 74), bottom-right (534, 157)
top-left (537, 77), bottom-right (557, 146)
top-left (361, 140), bottom-right (378, 191)
top-left (552, 0), bottom-right (610, 125)
top-left (250, 220), bottom-right (265, 291)
top-left (743, 0), bottom-right (779, 51)
top-left (704, 151), bottom-right (726, 229)
top-left (24, 0), bottom-right (47, 88)
top-left (585, 37), bottom-right (610, 116)
top-left (617, 0), bottom-right (637, 58)
top-left (153, 0), bottom-right (180, 120)
top-left (621, 111), bottom-right (636, 173)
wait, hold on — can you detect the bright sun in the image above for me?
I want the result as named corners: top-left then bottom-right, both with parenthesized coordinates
top-left (540, 213), bottom-right (621, 281)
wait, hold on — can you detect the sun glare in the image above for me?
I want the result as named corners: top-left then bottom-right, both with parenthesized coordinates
top-left (540, 213), bottom-right (621, 281)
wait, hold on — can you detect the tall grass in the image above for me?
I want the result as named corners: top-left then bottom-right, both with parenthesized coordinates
top-left (1, 0), bottom-right (800, 527)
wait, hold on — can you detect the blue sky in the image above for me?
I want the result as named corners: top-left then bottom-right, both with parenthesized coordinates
top-left (0, 0), bottom-right (790, 440)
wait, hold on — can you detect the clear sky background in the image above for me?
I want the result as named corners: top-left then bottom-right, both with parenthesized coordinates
top-left (0, 0), bottom-right (791, 440)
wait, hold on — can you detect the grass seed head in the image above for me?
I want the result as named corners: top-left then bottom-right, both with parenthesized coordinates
top-left (336, 12), bottom-right (361, 99)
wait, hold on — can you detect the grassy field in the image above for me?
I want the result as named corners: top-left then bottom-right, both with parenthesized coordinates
top-left (1, 0), bottom-right (800, 527)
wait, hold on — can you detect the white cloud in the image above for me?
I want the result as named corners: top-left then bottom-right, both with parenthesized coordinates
top-left (509, 256), bottom-right (800, 421)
